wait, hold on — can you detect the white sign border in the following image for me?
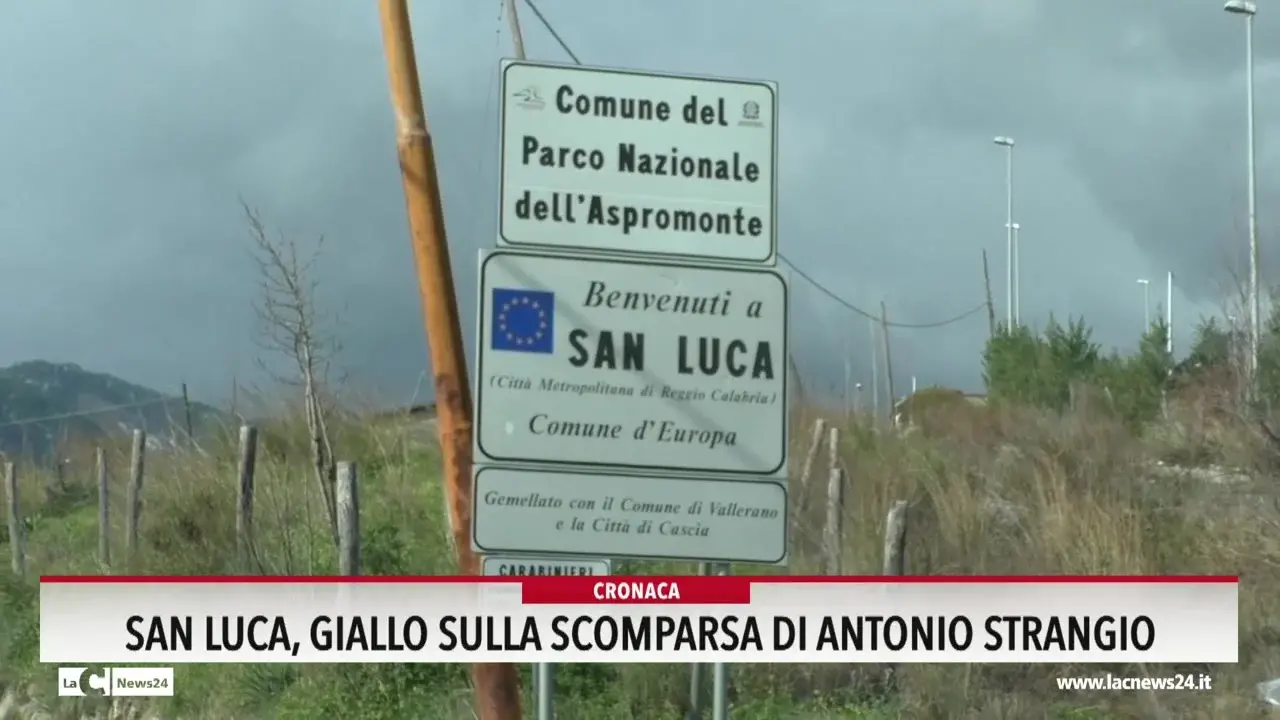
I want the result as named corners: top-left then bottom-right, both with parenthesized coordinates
top-left (474, 247), bottom-right (790, 477)
top-left (470, 464), bottom-right (789, 565)
top-left (498, 58), bottom-right (780, 266)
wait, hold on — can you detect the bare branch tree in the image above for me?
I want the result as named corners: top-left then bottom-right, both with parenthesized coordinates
top-left (243, 201), bottom-right (341, 547)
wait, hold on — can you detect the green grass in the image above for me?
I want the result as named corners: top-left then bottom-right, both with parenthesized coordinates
top-left (1, 399), bottom-right (1276, 718)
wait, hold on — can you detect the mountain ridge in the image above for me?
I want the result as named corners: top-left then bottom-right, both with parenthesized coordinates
top-left (0, 360), bottom-right (225, 460)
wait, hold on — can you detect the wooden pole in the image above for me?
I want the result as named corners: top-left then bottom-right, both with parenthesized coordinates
top-left (822, 468), bottom-right (844, 576)
top-left (982, 249), bottom-right (996, 338)
top-left (883, 500), bottom-right (909, 576)
top-left (237, 425), bottom-right (258, 573)
top-left (336, 462), bottom-right (360, 576)
top-left (822, 426), bottom-right (843, 574)
top-left (126, 429), bottom-right (146, 571)
top-left (96, 447), bottom-right (110, 568)
top-left (5, 463), bottom-right (23, 578)
top-left (375, 3), bottom-right (522, 718)
top-left (880, 301), bottom-right (897, 416)
top-left (181, 382), bottom-right (195, 443)
top-left (825, 426), bottom-right (839, 480)
top-left (797, 418), bottom-right (826, 494)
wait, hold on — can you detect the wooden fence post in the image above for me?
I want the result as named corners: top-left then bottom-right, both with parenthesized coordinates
top-left (336, 462), bottom-right (360, 576)
top-left (823, 468), bottom-right (845, 576)
top-left (5, 463), bottom-right (23, 578)
top-left (181, 382), bottom-right (195, 443)
top-left (822, 426), bottom-right (844, 575)
top-left (791, 418), bottom-right (827, 558)
top-left (97, 447), bottom-right (110, 568)
top-left (883, 500), bottom-right (909, 576)
top-left (826, 426), bottom-right (840, 475)
top-left (236, 425), bottom-right (258, 573)
top-left (125, 429), bottom-right (146, 571)
top-left (48, 459), bottom-right (66, 503)
top-left (797, 418), bottom-right (827, 492)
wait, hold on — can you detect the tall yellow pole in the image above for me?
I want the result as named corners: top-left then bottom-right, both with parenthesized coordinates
top-left (375, 2), bottom-right (522, 718)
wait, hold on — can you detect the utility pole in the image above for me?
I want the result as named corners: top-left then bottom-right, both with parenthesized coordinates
top-left (180, 382), bottom-right (194, 443)
top-left (870, 317), bottom-right (880, 421)
top-left (982, 249), bottom-right (996, 338)
top-left (375, 2), bottom-right (522, 719)
top-left (505, 0), bottom-right (526, 59)
top-left (880, 301), bottom-right (897, 417)
top-left (1167, 271), bottom-right (1174, 356)
top-left (843, 352), bottom-right (852, 420)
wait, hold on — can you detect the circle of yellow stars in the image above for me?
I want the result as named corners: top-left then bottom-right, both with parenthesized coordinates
top-left (498, 295), bottom-right (548, 347)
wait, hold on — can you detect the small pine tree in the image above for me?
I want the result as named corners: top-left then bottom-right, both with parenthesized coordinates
top-left (983, 315), bottom-right (1101, 412)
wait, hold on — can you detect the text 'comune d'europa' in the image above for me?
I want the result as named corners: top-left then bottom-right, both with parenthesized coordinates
top-left (516, 413), bottom-right (736, 451)
top-left (122, 610), bottom-right (1157, 655)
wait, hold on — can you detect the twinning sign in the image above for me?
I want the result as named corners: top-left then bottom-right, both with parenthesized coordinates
top-left (474, 59), bottom-right (787, 566)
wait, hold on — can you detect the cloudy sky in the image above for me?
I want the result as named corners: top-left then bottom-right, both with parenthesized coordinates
top-left (2, 0), bottom-right (1275, 409)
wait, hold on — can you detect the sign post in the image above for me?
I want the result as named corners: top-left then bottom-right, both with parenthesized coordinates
top-left (482, 555), bottom-right (611, 720)
top-left (477, 58), bottom-right (785, 717)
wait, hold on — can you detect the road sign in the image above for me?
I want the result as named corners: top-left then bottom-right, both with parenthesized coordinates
top-left (475, 249), bottom-right (788, 476)
top-left (472, 466), bottom-right (787, 564)
top-left (499, 59), bottom-right (778, 265)
top-left (481, 555), bottom-right (611, 577)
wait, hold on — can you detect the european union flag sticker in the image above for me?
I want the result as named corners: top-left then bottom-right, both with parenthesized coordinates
top-left (491, 288), bottom-right (555, 354)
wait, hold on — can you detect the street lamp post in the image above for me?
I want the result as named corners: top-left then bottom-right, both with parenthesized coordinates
top-left (1225, 0), bottom-right (1260, 393)
top-left (1010, 222), bottom-right (1021, 324)
top-left (994, 136), bottom-right (1016, 327)
top-left (1137, 278), bottom-right (1151, 329)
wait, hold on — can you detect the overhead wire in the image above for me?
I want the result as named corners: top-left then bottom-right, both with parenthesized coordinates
top-left (520, 0), bottom-right (581, 64)
top-left (519, 0), bottom-right (991, 331)
top-left (782, 257), bottom-right (989, 329)
top-left (0, 397), bottom-right (172, 430)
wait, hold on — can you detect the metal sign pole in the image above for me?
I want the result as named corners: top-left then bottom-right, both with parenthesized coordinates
top-left (711, 563), bottom-right (730, 720)
top-left (686, 562), bottom-right (711, 719)
top-left (712, 660), bottom-right (729, 720)
top-left (536, 661), bottom-right (555, 720)
top-left (686, 661), bottom-right (703, 720)
top-left (480, 556), bottom-right (611, 720)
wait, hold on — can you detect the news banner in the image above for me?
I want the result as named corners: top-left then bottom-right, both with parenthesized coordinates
top-left (39, 575), bottom-right (1237, 664)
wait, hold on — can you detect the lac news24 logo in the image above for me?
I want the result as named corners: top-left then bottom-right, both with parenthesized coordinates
top-left (58, 667), bottom-right (174, 697)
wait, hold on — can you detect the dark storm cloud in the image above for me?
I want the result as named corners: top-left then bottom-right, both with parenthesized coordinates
top-left (0, 0), bottom-right (1272, 406)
